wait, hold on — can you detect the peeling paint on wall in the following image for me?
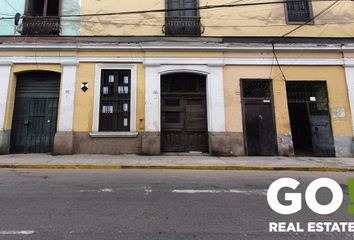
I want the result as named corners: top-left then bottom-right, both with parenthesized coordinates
top-left (61, 0), bottom-right (81, 35)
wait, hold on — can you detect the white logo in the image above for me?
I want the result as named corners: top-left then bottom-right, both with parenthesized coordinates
top-left (267, 178), bottom-right (343, 215)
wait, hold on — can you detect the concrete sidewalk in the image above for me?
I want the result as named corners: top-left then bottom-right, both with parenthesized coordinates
top-left (0, 154), bottom-right (353, 171)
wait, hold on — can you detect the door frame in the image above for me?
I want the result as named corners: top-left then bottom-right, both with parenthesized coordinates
top-left (160, 72), bottom-right (208, 152)
top-left (285, 80), bottom-right (335, 157)
top-left (145, 64), bottom-right (225, 133)
top-left (240, 78), bottom-right (278, 156)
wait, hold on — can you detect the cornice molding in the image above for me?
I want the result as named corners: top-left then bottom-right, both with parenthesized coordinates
top-left (0, 43), bottom-right (353, 52)
top-left (0, 56), bottom-right (352, 67)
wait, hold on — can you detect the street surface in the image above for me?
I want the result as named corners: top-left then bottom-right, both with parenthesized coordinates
top-left (0, 169), bottom-right (353, 239)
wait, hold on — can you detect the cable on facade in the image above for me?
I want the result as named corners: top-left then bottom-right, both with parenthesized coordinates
top-left (72, 19), bottom-right (354, 28)
top-left (2, 0), bottom-right (348, 20)
top-left (271, 42), bottom-right (288, 81)
top-left (2, 0), bottom-right (18, 13)
top-left (269, 0), bottom-right (342, 81)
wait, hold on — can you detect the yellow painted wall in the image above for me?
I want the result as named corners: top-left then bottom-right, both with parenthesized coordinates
top-left (4, 64), bottom-right (62, 130)
top-left (273, 66), bottom-right (352, 136)
top-left (80, 0), bottom-right (164, 35)
top-left (2, 50), bottom-right (352, 139)
top-left (224, 66), bottom-right (272, 132)
top-left (224, 52), bottom-right (344, 59)
top-left (344, 52), bottom-right (354, 58)
top-left (73, 63), bottom-right (145, 132)
top-left (224, 65), bottom-right (353, 137)
top-left (73, 63), bottom-right (95, 132)
top-left (80, 0), bottom-right (354, 37)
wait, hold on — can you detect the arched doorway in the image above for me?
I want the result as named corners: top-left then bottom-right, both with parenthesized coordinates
top-left (161, 73), bottom-right (208, 152)
top-left (10, 71), bottom-right (61, 153)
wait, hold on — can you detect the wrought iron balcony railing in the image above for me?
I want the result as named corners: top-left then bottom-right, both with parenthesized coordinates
top-left (164, 16), bottom-right (202, 36)
top-left (17, 16), bottom-right (61, 35)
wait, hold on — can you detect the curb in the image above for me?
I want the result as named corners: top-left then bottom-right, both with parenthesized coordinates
top-left (0, 164), bottom-right (353, 172)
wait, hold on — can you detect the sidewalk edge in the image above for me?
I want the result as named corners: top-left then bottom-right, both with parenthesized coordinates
top-left (0, 164), bottom-right (353, 172)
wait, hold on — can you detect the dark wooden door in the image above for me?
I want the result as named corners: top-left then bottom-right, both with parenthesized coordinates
top-left (161, 96), bottom-right (208, 152)
top-left (241, 80), bottom-right (277, 156)
top-left (10, 72), bottom-right (60, 153)
top-left (161, 73), bottom-right (208, 152)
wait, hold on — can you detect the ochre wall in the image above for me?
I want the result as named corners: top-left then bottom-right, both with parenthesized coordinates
top-left (73, 62), bottom-right (146, 132)
top-left (80, 0), bottom-right (164, 36)
top-left (4, 64), bottom-right (62, 130)
top-left (2, 51), bottom-right (353, 140)
top-left (224, 65), bottom-right (353, 137)
top-left (273, 66), bottom-right (352, 137)
top-left (79, 0), bottom-right (354, 37)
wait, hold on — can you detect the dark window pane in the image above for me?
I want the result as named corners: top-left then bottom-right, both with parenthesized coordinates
top-left (184, 0), bottom-right (197, 16)
top-left (99, 70), bottom-right (131, 132)
top-left (28, 0), bottom-right (45, 16)
top-left (47, 0), bottom-right (60, 16)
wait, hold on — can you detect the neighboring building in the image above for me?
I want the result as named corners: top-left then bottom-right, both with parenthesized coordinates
top-left (0, 0), bottom-right (353, 157)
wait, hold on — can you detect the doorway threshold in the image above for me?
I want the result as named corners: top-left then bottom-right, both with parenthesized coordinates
top-left (162, 152), bottom-right (210, 156)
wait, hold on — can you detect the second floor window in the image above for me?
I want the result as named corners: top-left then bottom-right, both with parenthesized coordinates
top-left (26, 0), bottom-right (60, 17)
top-left (286, 0), bottom-right (313, 23)
top-left (20, 0), bottom-right (61, 35)
top-left (165, 0), bottom-right (201, 36)
top-left (168, 0), bottom-right (198, 17)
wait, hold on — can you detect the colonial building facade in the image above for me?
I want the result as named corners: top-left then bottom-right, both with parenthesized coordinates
top-left (0, 0), bottom-right (353, 157)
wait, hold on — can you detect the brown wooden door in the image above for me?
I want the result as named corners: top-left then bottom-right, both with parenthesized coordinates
top-left (161, 96), bottom-right (208, 152)
top-left (161, 73), bottom-right (208, 152)
top-left (184, 97), bottom-right (208, 152)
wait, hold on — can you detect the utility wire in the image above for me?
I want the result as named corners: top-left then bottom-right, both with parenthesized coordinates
top-left (2, 0), bottom-right (18, 13)
top-left (281, 0), bottom-right (341, 37)
top-left (270, 0), bottom-right (342, 81)
top-left (16, 0), bottom-right (350, 19)
top-left (271, 42), bottom-right (287, 81)
top-left (74, 19), bottom-right (354, 28)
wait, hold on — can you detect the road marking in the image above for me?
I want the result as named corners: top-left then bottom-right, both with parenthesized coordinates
top-left (0, 230), bottom-right (35, 235)
top-left (80, 188), bottom-right (114, 193)
top-left (171, 189), bottom-right (266, 195)
top-left (100, 188), bottom-right (114, 192)
top-left (144, 186), bottom-right (152, 195)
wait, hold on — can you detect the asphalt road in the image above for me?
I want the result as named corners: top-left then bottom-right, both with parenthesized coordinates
top-left (0, 169), bottom-right (353, 240)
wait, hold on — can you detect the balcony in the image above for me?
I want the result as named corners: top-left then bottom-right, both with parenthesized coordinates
top-left (164, 16), bottom-right (202, 36)
top-left (18, 16), bottom-right (60, 36)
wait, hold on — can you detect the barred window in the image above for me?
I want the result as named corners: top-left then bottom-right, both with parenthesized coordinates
top-left (286, 0), bottom-right (313, 23)
top-left (99, 70), bottom-right (131, 132)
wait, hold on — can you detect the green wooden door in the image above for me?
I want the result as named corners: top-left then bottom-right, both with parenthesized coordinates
top-left (10, 72), bottom-right (60, 153)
